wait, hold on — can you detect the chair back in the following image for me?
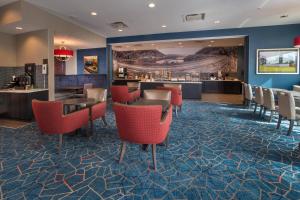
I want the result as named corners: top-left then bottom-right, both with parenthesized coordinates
top-left (144, 90), bottom-right (171, 102)
top-left (278, 92), bottom-right (295, 120)
top-left (245, 84), bottom-right (253, 100)
top-left (263, 88), bottom-right (275, 110)
top-left (254, 86), bottom-right (263, 105)
top-left (127, 82), bottom-right (140, 89)
top-left (83, 83), bottom-right (93, 96)
top-left (111, 85), bottom-right (130, 103)
top-left (32, 100), bottom-right (63, 134)
top-left (293, 85), bottom-right (300, 92)
top-left (113, 103), bottom-right (167, 144)
top-left (163, 83), bottom-right (182, 90)
top-left (87, 88), bottom-right (107, 102)
top-left (157, 87), bottom-right (182, 106)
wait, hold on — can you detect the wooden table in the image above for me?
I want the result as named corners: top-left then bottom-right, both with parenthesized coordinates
top-left (131, 99), bottom-right (170, 114)
top-left (62, 98), bottom-right (99, 136)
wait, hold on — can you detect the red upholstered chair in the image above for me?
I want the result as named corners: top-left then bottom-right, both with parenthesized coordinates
top-left (157, 86), bottom-right (183, 116)
top-left (113, 103), bottom-right (172, 170)
top-left (111, 85), bottom-right (136, 103)
top-left (87, 88), bottom-right (108, 126)
top-left (32, 100), bottom-right (89, 153)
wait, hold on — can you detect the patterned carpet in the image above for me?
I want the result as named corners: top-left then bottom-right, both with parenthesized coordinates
top-left (0, 101), bottom-right (300, 200)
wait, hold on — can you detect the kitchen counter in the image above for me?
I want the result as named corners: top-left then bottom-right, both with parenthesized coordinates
top-left (0, 88), bottom-right (49, 93)
top-left (0, 89), bottom-right (48, 121)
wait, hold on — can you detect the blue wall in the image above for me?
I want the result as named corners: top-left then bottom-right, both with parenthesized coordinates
top-left (77, 48), bottom-right (107, 75)
top-left (107, 24), bottom-right (300, 89)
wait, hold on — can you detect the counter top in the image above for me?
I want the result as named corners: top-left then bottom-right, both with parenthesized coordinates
top-left (0, 89), bottom-right (49, 94)
top-left (140, 81), bottom-right (203, 84)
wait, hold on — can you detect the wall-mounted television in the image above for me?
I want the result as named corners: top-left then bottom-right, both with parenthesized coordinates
top-left (256, 48), bottom-right (299, 74)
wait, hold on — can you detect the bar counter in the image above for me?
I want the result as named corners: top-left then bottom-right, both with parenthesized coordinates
top-left (0, 89), bottom-right (48, 120)
top-left (113, 79), bottom-right (242, 99)
top-left (140, 81), bottom-right (203, 99)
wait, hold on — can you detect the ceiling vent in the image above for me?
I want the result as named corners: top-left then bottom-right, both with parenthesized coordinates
top-left (183, 13), bottom-right (205, 22)
top-left (110, 21), bottom-right (128, 29)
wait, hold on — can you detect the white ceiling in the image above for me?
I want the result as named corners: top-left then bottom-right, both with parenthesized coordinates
top-left (1, 0), bottom-right (300, 38)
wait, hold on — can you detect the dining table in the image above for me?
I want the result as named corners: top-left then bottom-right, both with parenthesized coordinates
top-left (62, 98), bottom-right (99, 136)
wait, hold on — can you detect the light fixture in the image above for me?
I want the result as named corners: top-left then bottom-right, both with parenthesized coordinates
top-left (294, 36), bottom-right (300, 48)
top-left (208, 44), bottom-right (212, 47)
top-left (118, 29), bottom-right (123, 32)
top-left (148, 2), bottom-right (155, 8)
top-left (214, 20), bottom-right (221, 24)
top-left (210, 40), bottom-right (215, 43)
top-left (91, 12), bottom-right (98, 16)
top-left (280, 14), bottom-right (288, 19)
top-left (178, 42), bottom-right (182, 45)
top-left (54, 42), bottom-right (73, 62)
top-left (161, 25), bottom-right (167, 28)
top-left (151, 43), bottom-right (155, 46)
top-left (16, 27), bottom-right (23, 30)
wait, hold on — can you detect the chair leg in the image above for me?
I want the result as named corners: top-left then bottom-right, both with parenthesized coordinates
top-left (58, 134), bottom-right (63, 154)
top-left (287, 120), bottom-right (294, 136)
top-left (269, 111), bottom-right (274, 122)
top-left (262, 108), bottom-right (267, 118)
top-left (152, 144), bottom-right (157, 171)
top-left (119, 142), bottom-right (126, 163)
top-left (253, 103), bottom-right (257, 113)
top-left (277, 115), bottom-right (282, 129)
top-left (259, 105), bottom-right (263, 116)
top-left (175, 106), bottom-right (178, 117)
top-left (248, 100), bottom-right (251, 109)
top-left (165, 135), bottom-right (169, 148)
top-left (102, 116), bottom-right (108, 126)
top-left (179, 105), bottom-right (182, 112)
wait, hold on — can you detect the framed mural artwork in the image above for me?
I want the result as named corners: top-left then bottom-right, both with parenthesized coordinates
top-left (84, 56), bottom-right (98, 74)
top-left (256, 48), bottom-right (299, 74)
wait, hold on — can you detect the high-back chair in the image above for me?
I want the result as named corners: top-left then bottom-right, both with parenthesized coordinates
top-left (157, 86), bottom-right (182, 117)
top-left (253, 86), bottom-right (264, 115)
top-left (262, 88), bottom-right (276, 122)
top-left (245, 83), bottom-right (253, 108)
top-left (111, 85), bottom-right (136, 104)
top-left (144, 90), bottom-right (171, 103)
top-left (127, 82), bottom-right (141, 99)
top-left (32, 100), bottom-right (89, 153)
top-left (113, 103), bottom-right (172, 170)
top-left (74, 83), bottom-right (93, 98)
top-left (276, 92), bottom-right (299, 135)
top-left (87, 88), bottom-right (108, 126)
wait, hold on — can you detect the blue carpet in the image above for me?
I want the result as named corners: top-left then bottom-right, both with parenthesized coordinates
top-left (0, 101), bottom-right (300, 199)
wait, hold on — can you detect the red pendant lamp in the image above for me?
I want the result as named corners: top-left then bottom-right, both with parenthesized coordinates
top-left (54, 42), bottom-right (73, 62)
top-left (294, 36), bottom-right (300, 48)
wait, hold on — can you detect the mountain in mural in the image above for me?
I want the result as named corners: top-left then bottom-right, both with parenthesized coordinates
top-left (113, 46), bottom-right (238, 76)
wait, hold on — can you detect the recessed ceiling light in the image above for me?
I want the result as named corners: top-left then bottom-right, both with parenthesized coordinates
top-left (91, 12), bottom-right (98, 16)
top-left (208, 44), bottom-right (212, 47)
top-left (118, 29), bottom-right (123, 32)
top-left (151, 43), bottom-right (155, 46)
top-left (214, 20), bottom-right (221, 24)
top-left (148, 2), bottom-right (156, 8)
top-left (239, 43), bottom-right (243, 46)
top-left (178, 42), bottom-right (182, 45)
top-left (161, 25), bottom-right (167, 28)
top-left (210, 40), bottom-right (215, 43)
top-left (16, 27), bottom-right (23, 30)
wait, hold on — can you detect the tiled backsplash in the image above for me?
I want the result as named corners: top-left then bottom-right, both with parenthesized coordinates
top-left (0, 67), bottom-right (24, 88)
top-left (0, 66), bottom-right (48, 89)
top-left (55, 74), bottom-right (108, 89)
